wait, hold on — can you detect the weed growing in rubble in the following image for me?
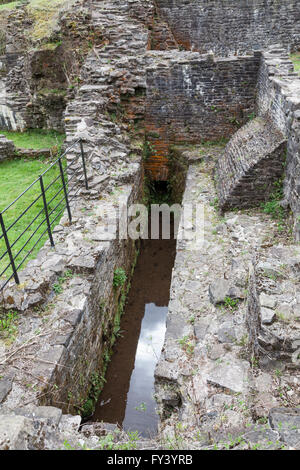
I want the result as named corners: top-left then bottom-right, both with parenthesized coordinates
top-left (223, 296), bottom-right (239, 311)
top-left (52, 269), bottom-right (73, 294)
top-left (178, 335), bottom-right (195, 355)
top-left (260, 178), bottom-right (287, 232)
top-left (113, 267), bottom-right (127, 288)
top-left (0, 310), bottom-right (18, 343)
top-left (63, 429), bottom-right (140, 450)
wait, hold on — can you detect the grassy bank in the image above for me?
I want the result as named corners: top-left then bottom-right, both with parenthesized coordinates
top-left (0, 155), bottom-right (66, 282)
top-left (0, 129), bottom-right (65, 150)
top-left (290, 51), bottom-right (300, 75)
top-left (0, 2), bottom-right (20, 12)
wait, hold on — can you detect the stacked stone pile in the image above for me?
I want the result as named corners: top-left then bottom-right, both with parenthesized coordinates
top-left (247, 245), bottom-right (300, 368)
top-left (64, 0), bottom-right (154, 193)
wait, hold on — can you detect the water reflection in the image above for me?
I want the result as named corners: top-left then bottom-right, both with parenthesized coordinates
top-left (93, 232), bottom-right (176, 436)
top-left (123, 303), bottom-right (167, 434)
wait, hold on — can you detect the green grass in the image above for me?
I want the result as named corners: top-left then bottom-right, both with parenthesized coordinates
top-left (27, 0), bottom-right (76, 42)
top-left (0, 0), bottom-right (77, 43)
top-left (290, 51), bottom-right (300, 75)
top-left (0, 310), bottom-right (18, 344)
top-left (0, 129), bottom-right (65, 150)
top-left (0, 1), bottom-right (21, 12)
top-left (0, 156), bottom-right (67, 283)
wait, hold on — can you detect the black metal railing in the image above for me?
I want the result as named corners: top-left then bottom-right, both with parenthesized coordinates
top-left (0, 138), bottom-right (89, 290)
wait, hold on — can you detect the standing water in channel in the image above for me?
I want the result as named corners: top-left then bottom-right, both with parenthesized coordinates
top-left (93, 221), bottom-right (176, 437)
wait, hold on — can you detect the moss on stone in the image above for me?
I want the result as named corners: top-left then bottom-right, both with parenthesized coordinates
top-left (0, 1), bottom-right (21, 12)
top-left (26, 0), bottom-right (76, 42)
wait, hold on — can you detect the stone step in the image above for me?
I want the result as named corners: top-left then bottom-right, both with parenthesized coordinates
top-left (65, 0), bottom-right (149, 150)
top-left (217, 117), bottom-right (287, 210)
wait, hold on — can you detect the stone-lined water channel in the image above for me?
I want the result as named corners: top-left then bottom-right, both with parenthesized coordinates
top-left (93, 221), bottom-right (176, 437)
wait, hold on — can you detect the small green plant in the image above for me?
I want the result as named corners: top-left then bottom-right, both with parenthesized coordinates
top-left (210, 197), bottom-right (219, 210)
top-left (200, 137), bottom-right (229, 147)
top-left (53, 269), bottom-right (73, 294)
top-left (223, 296), bottom-right (239, 311)
top-left (236, 333), bottom-right (248, 347)
top-left (142, 139), bottom-right (155, 161)
top-left (250, 356), bottom-right (259, 368)
top-left (113, 267), bottom-right (127, 288)
top-left (53, 283), bottom-right (63, 294)
top-left (63, 440), bottom-right (75, 450)
top-left (228, 116), bottom-right (240, 126)
top-left (178, 335), bottom-right (195, 355)
top-left (0, 310), bottom-right (18, 342)
top-left (90, 372), bottom-right (105, 400)
top-left (63, 439), bottom-right (91, 450)
top-left (81, 371), bottom-right (106, 418)
top-left (135, 402), bottom-right (147, 412)
top-left (260, 178), bottom-right (287, 232)
top-left (257, 417), bottom-right (268, 425)
top-left (261, 198), bottom-right (284, 220)
top-left (276, 311), bottom-right (289, 323)
top-left (96, 430), bottom-right (139, 450)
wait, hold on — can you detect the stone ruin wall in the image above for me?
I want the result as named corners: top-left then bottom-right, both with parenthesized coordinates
top-left (155, 0), bottom-right (300, 56)
top-left (0, 1), bottom-right (96, 132)
top-left (0, 0), bottom-right (155, 425)
top-left (215, 46), bottom-right (300, 235)
top-left (256, 49), bottom-right (300, 238)
top-left (144, 51), bottom-right (260, 179)
top-left (0, 177), bottom-right (143, 413)
top-left (0, 49), bottom-right (70, 132)
top-left (0, 0), bottom-right (300, 449)
top-left (146, 51), bottom-right (260, 142)
top-left (2, 0), bottom-right (300, 133)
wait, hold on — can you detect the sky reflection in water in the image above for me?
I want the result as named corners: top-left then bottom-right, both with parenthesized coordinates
top-left (123, 302), bottom-right (167, 435)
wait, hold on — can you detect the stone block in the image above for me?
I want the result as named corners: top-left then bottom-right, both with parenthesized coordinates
top-left (0, 134), bottom-right (15, 162)
top-left (261, 307), bottom-right (276, 325)
top-left (207, 361), bottom-right (249, 394)
top-left (0, 415), bottom-right (37, 450)
top-left (0, 378), bottom-right (12, 404)
top-left (269, 408), bottom-right (300, 449)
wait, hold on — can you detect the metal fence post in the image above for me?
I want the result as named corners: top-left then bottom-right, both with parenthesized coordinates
top-left (58, 157), bottom-right (72, 223)
top-left (79, 139), bottom-right (89, 190)
top-left (39, 175), bottom-right (55, 247)
top-left (0, 213), bottom-right (20, 285)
